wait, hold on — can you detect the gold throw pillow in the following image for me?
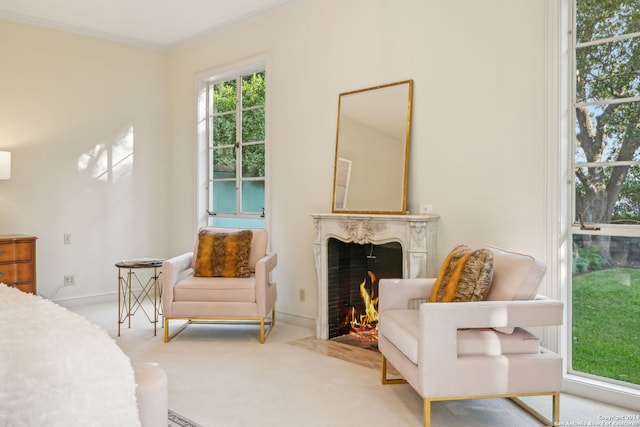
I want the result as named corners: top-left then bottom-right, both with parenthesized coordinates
top-left (194, 229), bottom-right (252, 278)
top-left (430, 245), bottom-right (494, 302)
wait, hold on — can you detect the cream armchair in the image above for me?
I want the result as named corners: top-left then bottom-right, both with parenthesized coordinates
top-left (162, 227), bottom-right (277, 343)
top-left (378, 247), bottom-right (563, 427)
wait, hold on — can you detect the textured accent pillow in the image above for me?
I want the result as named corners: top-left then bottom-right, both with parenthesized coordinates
top-left (430, 245), bottom-right (494, 302)
top-left (193, 229), bottom-right (252, 278)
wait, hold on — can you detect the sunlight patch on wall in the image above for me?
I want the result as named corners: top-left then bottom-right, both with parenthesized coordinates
top-left (77, 126), bottom-right (134, 182)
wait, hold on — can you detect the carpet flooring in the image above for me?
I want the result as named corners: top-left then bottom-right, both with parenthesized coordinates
top-left (64, 299), bottom-right (639, 427)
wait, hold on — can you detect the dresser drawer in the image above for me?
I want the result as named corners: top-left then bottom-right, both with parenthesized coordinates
top-left (0, 235), bottom-right (37, 294)
top-left (4, 281), bottom-right (35, 293)
top-left (0, 263), bottom-right (35, 284)
top-left (0, 242), bottom-right (34, 263)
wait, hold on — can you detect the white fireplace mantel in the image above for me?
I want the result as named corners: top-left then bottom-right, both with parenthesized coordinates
top-left (311, 213), bottom-right (439, 339)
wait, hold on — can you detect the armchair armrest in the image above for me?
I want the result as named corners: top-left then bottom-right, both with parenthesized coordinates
top-left (255, 252), bottom-right (277, 283)
top-left (420, 296), bottom-right (563, 330)
top-left (254, 252), bottom-right (277, 312)
top-left (378, 278), bottom-right (437, 312)
top-left (162, 252), bottom-right (193, 316)
top-left (418, 296), bottom-right (563, 364)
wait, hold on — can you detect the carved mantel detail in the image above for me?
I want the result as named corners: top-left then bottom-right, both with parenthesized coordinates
top-left (311, 213), bottom-right (439, 339)
top-left (342, 219), bottom-right (384, 244)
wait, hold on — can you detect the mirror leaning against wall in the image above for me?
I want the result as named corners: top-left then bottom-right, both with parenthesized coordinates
top-left (332, 80), bottom-right (413, 214)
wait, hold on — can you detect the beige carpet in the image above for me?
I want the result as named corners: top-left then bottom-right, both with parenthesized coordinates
top-left (64, 300), bottom-right (639, 427)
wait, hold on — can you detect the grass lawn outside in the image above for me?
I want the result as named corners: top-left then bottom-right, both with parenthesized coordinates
top-left (572, 268), bottom-right (640, 386)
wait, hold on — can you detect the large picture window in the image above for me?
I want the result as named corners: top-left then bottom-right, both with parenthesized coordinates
top-left (570, 0), bottom-right (640, 389)
top-left (203, 67), bottom-right (266, 228)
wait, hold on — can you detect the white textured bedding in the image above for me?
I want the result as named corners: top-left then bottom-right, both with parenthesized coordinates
top-left (0, 284), bottom-right (141, 426)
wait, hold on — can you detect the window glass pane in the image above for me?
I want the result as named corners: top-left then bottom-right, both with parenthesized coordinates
top-left (575, 165), bottom-right (640, 224)
top-left (572, 233), bottom-right (640, 386)
top-left (209, 217), bottom-right (265, 228)
top-left (211, 180), bottom-right (236, 213)
top-left (242, 144), bottom-right (265, 178)
top-left (212, 113), bottom-right (236, 147)
top-left (242, 108), bottom-right (265, 143)
top-left (212, 147), bottom-right (236, 179)
top-left (242, 72), bottom-right (265, 109)
top-left (575, 102), bottom-right (640, 163)
top-left (576, 38), bottom-right (640, 104)
top-left (576, 1), bottom-right (640, 44)
top-left (242, 180), bottom-right (264, 213)
top-left (213, 80), bottom-right (236, 113)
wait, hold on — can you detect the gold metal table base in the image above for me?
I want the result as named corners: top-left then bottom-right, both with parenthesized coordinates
top-left (116, 259), bottom-right (163, 336)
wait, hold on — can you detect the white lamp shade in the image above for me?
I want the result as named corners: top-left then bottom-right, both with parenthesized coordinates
top-left (0, 151), bottom-right (11, 180)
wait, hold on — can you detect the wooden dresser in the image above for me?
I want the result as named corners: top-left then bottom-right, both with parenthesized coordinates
top-left (0, 235), bottom-right (37, 294)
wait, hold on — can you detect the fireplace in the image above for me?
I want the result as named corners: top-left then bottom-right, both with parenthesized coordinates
top-left (327, 239), bottom-right (403, 348)
top-left (312, 213), bottom-right (439, 340)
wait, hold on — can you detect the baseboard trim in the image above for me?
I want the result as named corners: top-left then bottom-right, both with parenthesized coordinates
top-left (53, 292), bottom-right (117, 308)
top-left (276, 311), bottom-right (315, 329)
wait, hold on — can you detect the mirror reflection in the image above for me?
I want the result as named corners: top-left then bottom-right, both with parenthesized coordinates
top-left (332, 80), bottom-right (413, 214)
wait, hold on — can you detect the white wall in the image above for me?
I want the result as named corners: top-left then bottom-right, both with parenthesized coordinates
top-left (166, 0), bottom-right (550, 323)
top-left (0, 20), bottom-right (170, 300)
top-left (0, 0), bottom-right (550, 321)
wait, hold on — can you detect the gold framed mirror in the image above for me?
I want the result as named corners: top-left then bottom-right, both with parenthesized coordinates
top-left (332, 80), bottom-right (413, 214)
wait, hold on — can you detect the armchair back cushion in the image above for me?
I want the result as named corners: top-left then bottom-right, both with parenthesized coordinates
top-left (485, 246), bottom-right (546, 301)
top-left (191, 227), bottom-right (268, 273)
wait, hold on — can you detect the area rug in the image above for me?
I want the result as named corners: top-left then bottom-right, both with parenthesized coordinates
top-left (168, 409), bottom-right (202, 427)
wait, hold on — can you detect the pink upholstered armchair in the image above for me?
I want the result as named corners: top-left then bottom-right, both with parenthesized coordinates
top-left (162, 227), bottom-right (277, 343)
top-left (378, 246), bottom-right (563, 427)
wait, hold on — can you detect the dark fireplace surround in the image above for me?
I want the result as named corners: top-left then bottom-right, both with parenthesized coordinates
top-left (327, 239), bottom-right (402, 341)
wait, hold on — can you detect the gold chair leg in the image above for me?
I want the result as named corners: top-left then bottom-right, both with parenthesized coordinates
top-left (423, 399), bottom-right (431, 427)
top-left (271, 305), bottom-right (276, 326)
top-left (553, 392), bottom-right (560, 426)
top-left (163, 319), bottom-right (190, 343)
top-left (509, 393), bottom-right (558, 426)
top-left (259, 318), bottom-right (265, 344)
top-left (381, 355), bottom-right (388, 384)
top-left (381, 355), bottom-right (407, 385)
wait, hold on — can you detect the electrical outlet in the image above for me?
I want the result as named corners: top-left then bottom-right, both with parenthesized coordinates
top-left (64, 233), bottom-right (71, 244)
top-left (64, 274), bottom-right (75, 286)
top-left (419, 204), bottom-right (433, 214)
top-left (299, 288), bottom-right (306, 302)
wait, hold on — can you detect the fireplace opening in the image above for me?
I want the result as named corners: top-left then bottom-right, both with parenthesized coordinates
top-left (327, 238), bottom-right (403, 351)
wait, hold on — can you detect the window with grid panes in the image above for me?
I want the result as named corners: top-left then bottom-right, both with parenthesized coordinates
top-left (205, 69), bottom-right (266, 228)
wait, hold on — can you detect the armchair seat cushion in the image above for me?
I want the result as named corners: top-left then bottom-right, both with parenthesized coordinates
top-left (379, 310), bottom-right (420, 364)
top-left (173, 274), bottom-right (256, 303)
top-left (379, 309), bottom-right (541, 364)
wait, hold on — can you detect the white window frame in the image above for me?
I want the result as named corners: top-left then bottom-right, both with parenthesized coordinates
top-left (547, 0), bottom-right (640, 410)
top-left (195, 56), bottom-right (271, 231)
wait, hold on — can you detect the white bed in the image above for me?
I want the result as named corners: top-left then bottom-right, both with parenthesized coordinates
top-left (0, 284), bottom-right (142, 426)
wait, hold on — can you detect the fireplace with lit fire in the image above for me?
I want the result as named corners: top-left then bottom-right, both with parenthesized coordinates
top-left (312, 213), bottom-right (439, 341)
top-left (327, 239), bottom-right (402, 350)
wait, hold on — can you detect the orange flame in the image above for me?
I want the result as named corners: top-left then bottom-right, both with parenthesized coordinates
top-left (347, 271), bottom-right (379, 332)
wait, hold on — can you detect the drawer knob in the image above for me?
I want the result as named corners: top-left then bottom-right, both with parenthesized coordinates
top-left (0, 250), bottom-right (4, 256)
top-left (0, 271), bottom-right (4, 278)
